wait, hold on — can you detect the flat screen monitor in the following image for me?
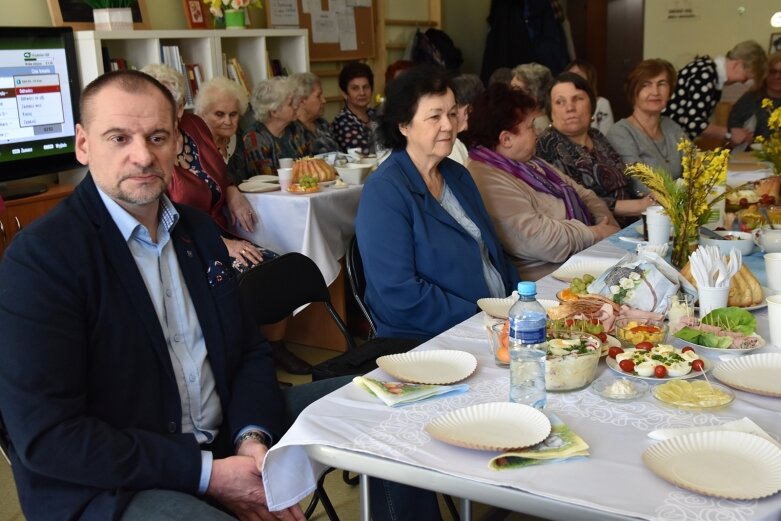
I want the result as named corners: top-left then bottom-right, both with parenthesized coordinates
top-left (0, 26), bottom-right (81, 200)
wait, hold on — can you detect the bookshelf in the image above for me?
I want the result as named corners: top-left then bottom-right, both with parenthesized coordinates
top-left (73, 29), bottom-right (309, 96)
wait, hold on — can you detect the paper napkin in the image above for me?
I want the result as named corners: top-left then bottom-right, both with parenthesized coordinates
top-left (489, 413), bottom-right (590, 470)
top-left (647, 417), bottom-right (780, 448)
top-left (353, 376), bottom-right (469, 407)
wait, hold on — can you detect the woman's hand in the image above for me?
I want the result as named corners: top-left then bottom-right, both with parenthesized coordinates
top-left (614, 195), bottom-right (655, 217)
top-left (223, 237), bottom-right (264, 267)
top-left (226, 185), bottom-right (256, 232)
top-left (588, 216), bottom-right (621, 242)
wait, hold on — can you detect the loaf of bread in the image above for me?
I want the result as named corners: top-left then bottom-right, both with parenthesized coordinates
top-left (291, 157), bottom-right (336, 182)
top-left (680, 260), bottom-right (763, 307)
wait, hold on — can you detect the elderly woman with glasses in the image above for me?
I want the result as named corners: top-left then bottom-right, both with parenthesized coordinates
top-left (465, 82), bottom-right (619, 281)
top-left (242, 76), bottom-right (307, 179)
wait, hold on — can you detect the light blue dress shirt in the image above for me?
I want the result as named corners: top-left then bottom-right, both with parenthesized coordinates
top-left (97, 189), bottom-right (221, 494)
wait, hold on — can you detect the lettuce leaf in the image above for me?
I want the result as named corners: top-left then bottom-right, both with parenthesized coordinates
top-left (673, 327), bottom-right (734, 348)
top-left (701, 307), bottom-right (756, 335)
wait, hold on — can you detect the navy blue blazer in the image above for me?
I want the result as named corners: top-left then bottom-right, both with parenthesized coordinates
top-left (0, 176), bottom-right (285, 521)
top-left (356, 150), bottom-right (519, 338)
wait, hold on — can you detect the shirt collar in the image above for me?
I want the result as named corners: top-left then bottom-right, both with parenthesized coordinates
top-left (97, 188), bottom-right (179, 242)
top-left (713, 56), bottom-right (727, 89)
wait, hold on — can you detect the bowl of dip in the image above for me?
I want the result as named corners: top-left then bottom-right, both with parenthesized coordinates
top-left (591, 375), bottom-right (649, 402)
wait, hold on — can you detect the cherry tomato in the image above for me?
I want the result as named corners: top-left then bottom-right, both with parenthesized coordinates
top-left (565, 319), bottom-right (574, 327)
top-left (608, 346), bottom-right (624, 359)
top-left (691, 359), bottom-right (705, 372)
top-left (597, 332), bottom-right (608, 343)
top-left (590, 318), bottom-right (600, 325)
top-left (681, 346), bottom-right (695, 354)
top-left (654, 365), bottom-right (668, 378)
top-left (636, 341), bottom-right (654, 351)
top-left (619, 359), bottom-right (635, 373)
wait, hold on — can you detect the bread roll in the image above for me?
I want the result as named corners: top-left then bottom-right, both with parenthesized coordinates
top-left (680, 261), bottom-right (762, 307)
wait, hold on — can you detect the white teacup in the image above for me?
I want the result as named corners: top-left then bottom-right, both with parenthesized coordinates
top-left (754, 226), bottom-right (781, 253)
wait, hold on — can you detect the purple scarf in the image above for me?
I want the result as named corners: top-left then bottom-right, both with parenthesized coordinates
top-left (469, 146), bottom-right (594, 225)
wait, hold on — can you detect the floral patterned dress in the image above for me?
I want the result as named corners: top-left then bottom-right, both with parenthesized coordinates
top-left (330, 105), bottom-right (377, 154)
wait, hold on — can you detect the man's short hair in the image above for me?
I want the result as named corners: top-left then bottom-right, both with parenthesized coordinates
top-left (80, 70), bottom-right (178, 128)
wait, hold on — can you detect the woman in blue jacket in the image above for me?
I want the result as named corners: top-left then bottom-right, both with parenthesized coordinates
top-left (356, 64), bottom-right (519, 340)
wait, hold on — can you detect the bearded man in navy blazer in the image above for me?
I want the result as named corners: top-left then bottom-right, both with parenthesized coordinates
top-left (0, 70), bottom-right (305, 521)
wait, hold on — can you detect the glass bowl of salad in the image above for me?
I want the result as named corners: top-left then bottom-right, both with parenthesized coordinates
top-left (614, 318), bottom-right (668, 350)
top-left (545, 330), bottom-right (601, 392)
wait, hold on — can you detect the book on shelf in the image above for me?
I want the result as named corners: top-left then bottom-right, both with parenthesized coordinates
top-left (185, 63), bottom-right (200, 99)
top-left (229, 57), bottom-right (250, 94)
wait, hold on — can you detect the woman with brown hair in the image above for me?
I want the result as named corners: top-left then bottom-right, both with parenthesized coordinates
top-left (607, 59), bottom-right (685, 192)
top-left (465, 82), bottom-right (619, 280)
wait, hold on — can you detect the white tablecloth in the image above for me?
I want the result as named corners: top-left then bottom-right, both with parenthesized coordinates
top-left (261, 229), bottom-right (781, 521)
top-left (233, 186), bottom-right (362, 286)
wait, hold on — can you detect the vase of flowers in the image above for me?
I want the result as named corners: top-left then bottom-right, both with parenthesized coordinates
top-left (83, 0), bottom-right (135, 31)
top-left (205, 0), bottom-right (262, 29)
top-left (754, 98), bottom-right (781, 175)
top-left (626, 139), bottom-right (729, 269)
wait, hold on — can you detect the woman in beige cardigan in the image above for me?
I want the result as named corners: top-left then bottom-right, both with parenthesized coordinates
top-left (464, 83), bottom-right (619, 281)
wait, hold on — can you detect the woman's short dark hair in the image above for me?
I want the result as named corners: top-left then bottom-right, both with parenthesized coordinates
top-left (338, 61), bottom-right (374, 93)
top-left (451, 74), bottom-right (485, 107)
top-left (462, 83), bottom-right (536, 149)
top-left (624, 59), bottom-right (677, 105)
top-left (376, 64), bottom-right (453, 150)
top-left (548, 72), bottom-right (596, 117)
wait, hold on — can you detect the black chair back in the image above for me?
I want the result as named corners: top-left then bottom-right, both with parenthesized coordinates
top-left (345, 236), bottom-right (377, 339)
top-left (0, 412), bottom-right (10, 466)
top-left (238, 252), bottom-right (357, 351)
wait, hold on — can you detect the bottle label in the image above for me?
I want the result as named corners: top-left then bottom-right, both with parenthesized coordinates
top-left (509, 316), bottom-right (547, 345)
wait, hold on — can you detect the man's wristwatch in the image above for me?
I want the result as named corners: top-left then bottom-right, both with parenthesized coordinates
top-left (236, 430), bottom-right (270, 448)
top-left (725, 131), bottom-right (733, 142)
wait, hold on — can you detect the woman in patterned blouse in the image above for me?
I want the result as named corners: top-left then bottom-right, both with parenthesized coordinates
top-left (663, 40), bottom-right (766, 147)
top-left (536, 72), bottom-right (653, 224)
top-left (242, 77), bottom-right (307, 178)
top-left (331, 61), bottom-right (377, 154)
top-left (289, 72), bottom-right (339, 155)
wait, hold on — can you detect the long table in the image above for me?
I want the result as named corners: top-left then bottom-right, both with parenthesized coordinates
top-left (261, 227), bottom-right (781, 520)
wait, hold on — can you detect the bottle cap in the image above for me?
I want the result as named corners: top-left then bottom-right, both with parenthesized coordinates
top-left (518, 281), bottom-right (536, 297)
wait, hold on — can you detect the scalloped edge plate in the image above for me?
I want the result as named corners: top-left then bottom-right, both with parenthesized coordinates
top-left (712, 352), bottom-right (781, 397)
top-left (643, 431), bottom-right (781, 500)
top-left (674, 332), bottom-right (766, 355)
top-left (477, 293), bottom-right (519, 319)
top-left (550, 258), bottom-right (617, 283)
top-left (605, 355), bottom-right (712, 381)
top-left (425, 402), bottom-right (551, 451)
top-left (376, 350), bottom-right (477, 384)
top-left (238, 180), bottom-right (281, 193)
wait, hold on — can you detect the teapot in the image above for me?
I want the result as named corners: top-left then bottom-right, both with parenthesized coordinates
top-left (754, 225), bottom-right (781, 253)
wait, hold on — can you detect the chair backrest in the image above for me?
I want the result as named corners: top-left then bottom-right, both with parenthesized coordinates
top-left (239, 252), bottom-right (357, 350)
top-left (345, 236), bottom-right (377, 339)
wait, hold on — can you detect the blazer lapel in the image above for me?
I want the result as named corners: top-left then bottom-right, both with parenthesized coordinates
top-left (75, 177), bottom-right (177, 382)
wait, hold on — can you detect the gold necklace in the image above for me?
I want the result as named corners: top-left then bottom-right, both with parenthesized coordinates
top-left (631, 114), bottom-right (670, 164)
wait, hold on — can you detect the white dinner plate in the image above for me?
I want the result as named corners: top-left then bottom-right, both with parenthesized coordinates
top-left (477, 293), bottom-right (519, 319)
top-left (319, 180), bottom-right (336, 187)
top-left (712, 352), bottom-right (781, 397)
top-left (247, 174), bottom-right (279, 183)
top-left (605, 356), bottom-right (711, 381)
top-left (376, 350), bottom-right (477, 385)
top-left (238, 180), bottom-right (281, 193)
top-left (674, 332), bottom-right (766, 356)
top-left (550, 258), bottom-right (617, 283)
top-left (643, 431), bottom-right (781, 500)
top-left (425, 402), bottom-right (551, 451)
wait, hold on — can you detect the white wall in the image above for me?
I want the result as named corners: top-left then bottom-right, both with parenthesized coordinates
top-left (644, 1), bottom-right (779, 67)
top-left (442, 0), bottom-right (491, 75)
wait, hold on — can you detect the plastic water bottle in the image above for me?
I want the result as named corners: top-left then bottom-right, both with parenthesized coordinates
top-left (508, 281), bottom-right (547, 409)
